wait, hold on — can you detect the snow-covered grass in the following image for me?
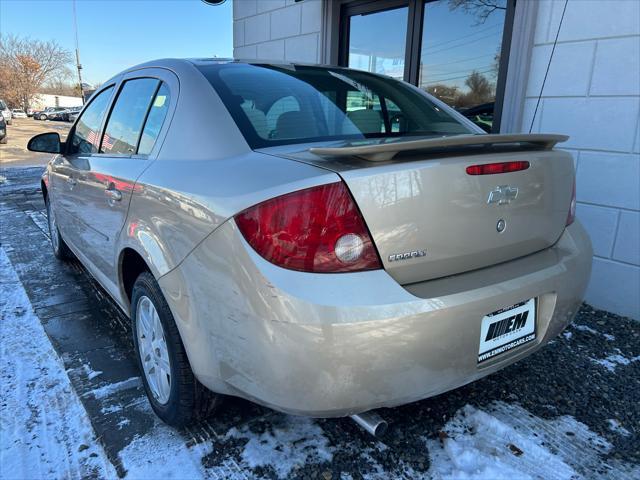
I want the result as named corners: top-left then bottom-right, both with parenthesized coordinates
top-left (0, 248), bottom-right (117, 479)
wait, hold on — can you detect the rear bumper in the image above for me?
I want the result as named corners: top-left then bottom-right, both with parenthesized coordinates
top-left (160, 221), bottom-right (592, 417)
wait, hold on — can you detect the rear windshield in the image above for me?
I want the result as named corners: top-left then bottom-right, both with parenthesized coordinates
top-left (197, 63), bottom-right (474, 148)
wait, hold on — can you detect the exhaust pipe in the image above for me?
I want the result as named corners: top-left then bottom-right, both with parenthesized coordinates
top-left (351, 411), bottom-right (388, 437)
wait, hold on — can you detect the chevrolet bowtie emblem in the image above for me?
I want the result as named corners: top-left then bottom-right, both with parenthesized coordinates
top-left (487, 185), bottom-right (519, 205)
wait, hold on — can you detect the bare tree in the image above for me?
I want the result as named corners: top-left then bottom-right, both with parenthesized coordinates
top-left (0, 34), bottom-right (73, 109)
top-left (448, 0), bottom-right (506, 24)
top-left (41, 75), bottom-right (81, 97)
top-left (456, 70), bottom-right (494, 107)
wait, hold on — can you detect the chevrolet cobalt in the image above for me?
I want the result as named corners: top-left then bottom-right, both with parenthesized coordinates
top-left (28, 59), bottom-right (592, 427)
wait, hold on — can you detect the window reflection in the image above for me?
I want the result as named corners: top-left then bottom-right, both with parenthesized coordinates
top-left (347, 7), bottom-right (408, 80)
top-left (419, 0), bottom-right (507, 131)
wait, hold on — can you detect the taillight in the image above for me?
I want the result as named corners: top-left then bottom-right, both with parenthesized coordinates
top-left (466, 161), bottom-right (530, 175)
top-left (234, 182), bottom-right (381, 273)
top-left (566, 177), bottom-right (576, 226)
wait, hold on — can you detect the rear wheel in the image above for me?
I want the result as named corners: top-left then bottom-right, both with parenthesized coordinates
top-left (131, 272), bottom-right (219, 427)
top-left (46, 195), bottom-right (72, 260)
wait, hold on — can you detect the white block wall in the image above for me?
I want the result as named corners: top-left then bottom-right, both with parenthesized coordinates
top-left (233, 0), bottom-right (322, 63)
top-left (523, 0), bottom-right (640, 319)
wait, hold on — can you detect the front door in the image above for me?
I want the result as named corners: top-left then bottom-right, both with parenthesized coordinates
top-left (55, 85), bottom-right (116, 255)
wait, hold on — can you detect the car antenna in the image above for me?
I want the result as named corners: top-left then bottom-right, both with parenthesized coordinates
top-left (529, 0), bottom-right (568, 133)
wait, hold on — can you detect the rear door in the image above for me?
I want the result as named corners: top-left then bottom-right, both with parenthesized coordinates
top-left (75, 70), bottom-right (176, 282)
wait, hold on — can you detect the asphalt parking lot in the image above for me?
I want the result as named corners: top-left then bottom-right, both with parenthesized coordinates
top-left (0, 117), bottom-right (71, 167)
top-left (1, 158), bottom-right (639, 477)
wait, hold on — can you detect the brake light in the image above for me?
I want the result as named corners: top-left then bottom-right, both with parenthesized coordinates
top-left (466, 161), bottom-right (530, 175)
top-left (234, 182), bottom-right (381, 273)
top-left (566, 177), bottom-right (576, 226)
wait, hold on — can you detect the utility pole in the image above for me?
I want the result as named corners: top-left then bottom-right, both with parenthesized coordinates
top-left (72, 0), bottom-right (85, 104)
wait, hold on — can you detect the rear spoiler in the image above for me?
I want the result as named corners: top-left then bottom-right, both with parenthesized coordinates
top-left (309, 134), bottom-right (569, 162)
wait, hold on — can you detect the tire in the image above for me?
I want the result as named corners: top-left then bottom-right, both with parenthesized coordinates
top-left (0, 136), bottom-right (6, 144)
top-left (39, 114), bottom-right (47, 121)
top-left (131, 272), bottom-right (219, 427)
top-left (46, 195), bottom-right (72, 260)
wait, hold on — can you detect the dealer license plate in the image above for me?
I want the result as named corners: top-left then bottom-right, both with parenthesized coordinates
top-left (478, 298), bottom-right (536, 363)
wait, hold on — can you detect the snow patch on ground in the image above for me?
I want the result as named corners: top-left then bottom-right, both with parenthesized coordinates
top-left (86, 376), bottom-right (141, 400)
top-left (82, 363), bottom-right (103, 380)
top-left (607, 419), bottom-right (631, 437)
top-left (574, 324), bottom-right (598, 334)
top-left (226, 416), bottom-right (333, 479)
top-left (0, 248), bottom-right (117, 479)
top-left (426, 402), bottom-right (637, 480)
top-left (119, 427), bottom-right (213, 479)
top-left (590, 349), bottom-right (640, 372)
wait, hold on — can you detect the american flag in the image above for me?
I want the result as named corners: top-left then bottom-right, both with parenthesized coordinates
top-left (86, 129), bottom-right (99, 147)
top-left (102, 133), bottom-right (115, 151)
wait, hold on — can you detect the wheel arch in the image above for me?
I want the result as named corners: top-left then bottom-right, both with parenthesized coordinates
top-left (119, 247), bottom-right (153, 305)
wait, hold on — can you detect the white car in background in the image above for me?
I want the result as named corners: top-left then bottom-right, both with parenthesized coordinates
top-left (11, 109), bottom-right (27, 119)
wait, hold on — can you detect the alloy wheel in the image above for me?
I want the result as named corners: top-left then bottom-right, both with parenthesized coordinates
top-left (136, 295), bottom-right (172, 404)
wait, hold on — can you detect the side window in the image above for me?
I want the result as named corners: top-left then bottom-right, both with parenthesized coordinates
top-left (101, 78), bottom-right (159, 154)
top-left (69, 86), bottom-right (114, 154)
top-left (137, 83), bottom-right (171, 155)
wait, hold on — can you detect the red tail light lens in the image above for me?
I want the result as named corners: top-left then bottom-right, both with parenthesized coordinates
top-left (466, 161), bottom-right (530, 175)
top-left (566, 177), bottom-right (576, 226)
top-left (234, 182), bottom-right (381, 273)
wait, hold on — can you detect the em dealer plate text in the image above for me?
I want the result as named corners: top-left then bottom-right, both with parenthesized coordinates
top-left (478, 298), bottom-right (536, 363)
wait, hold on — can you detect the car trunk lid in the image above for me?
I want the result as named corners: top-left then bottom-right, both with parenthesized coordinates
top-left (264, 134), bottom-right (574, 284)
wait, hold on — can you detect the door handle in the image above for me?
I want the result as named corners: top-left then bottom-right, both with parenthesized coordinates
top-left (105, 187), bottom-right (122, 202)
top-left (66, 177), bottom-right (77, 187)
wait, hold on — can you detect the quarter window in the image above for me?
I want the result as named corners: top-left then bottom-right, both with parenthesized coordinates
top-left (138, 83), bottom-right (171, 155)
top-left (101, 78), bottom-right (159, 154)
top-left (69, 86), bottom-right (114, 154)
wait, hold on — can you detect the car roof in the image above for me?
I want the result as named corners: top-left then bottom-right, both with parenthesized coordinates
top-left (108, 58), bottom-right (367, 84)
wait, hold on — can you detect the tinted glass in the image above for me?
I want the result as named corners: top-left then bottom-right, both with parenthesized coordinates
top-left (138, 83), bottom-right (171, 155)
top-left (102, 78), bottom-right (159, 154)
top-left (70, 86), bottom-right (114, 154)
top-left (347, 7), bottom-right (408, 80)
top-left (199, 64), bottom-right (473, 148)
top-left (419, 0), bottom-right (507, 130)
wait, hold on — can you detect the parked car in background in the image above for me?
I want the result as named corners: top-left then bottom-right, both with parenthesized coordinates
top-left (27, 108), bottom-right (35, 117)
top-left (68, 111), bottom-right (80, 123)
top-left (11, 109), bottom-right (27, 119)
top-left (460, 102), bottom-right (494, 133)
top-left (62, 106), bottom-right (83, 122)
top-left (0, 115), bottom-right (6, 144)
top-left (33, 107), bottom-right (66, 121)
top-left (28, 59), bottom-right (592, 429)
top-left (0, 99), bottom-right (12, 125)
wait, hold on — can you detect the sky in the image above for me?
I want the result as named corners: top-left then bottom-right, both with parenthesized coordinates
top-left (0, 0), bottom-right (233, 86)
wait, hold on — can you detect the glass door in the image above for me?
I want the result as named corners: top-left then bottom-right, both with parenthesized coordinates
top-left (419, 0), bottom-right (509, 132)
top-left (340, 2), bottom-right (410, 81)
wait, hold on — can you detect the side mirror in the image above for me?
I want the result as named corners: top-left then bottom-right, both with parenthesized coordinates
top-left (27, 132), bottom-right (63, 154)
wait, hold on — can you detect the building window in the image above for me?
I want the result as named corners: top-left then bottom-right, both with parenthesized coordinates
top-left (338, 0), bottom-right (515, 132)
top-left (345, 5), bottom-right (409, 81)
